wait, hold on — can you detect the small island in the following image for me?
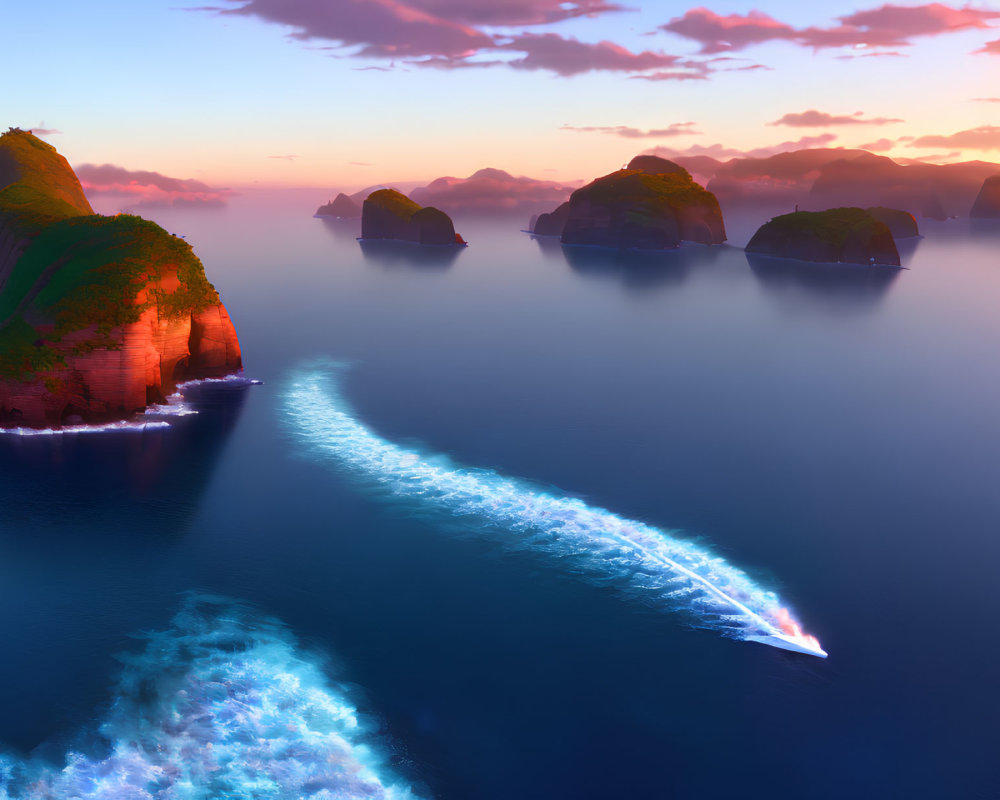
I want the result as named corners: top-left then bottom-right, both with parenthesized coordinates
top-left (315, 192), bottom-right (361, 219)
top-left (361, 189), bottom-right (465, 245)
top-left (531, 155), bottom-right (725, 249)
top-left (970, 175), bottom-right (1000, 218)
top-left (0, 129), bottom-right (242, 427)
top-left (746, 207), bottom-right (900, 266)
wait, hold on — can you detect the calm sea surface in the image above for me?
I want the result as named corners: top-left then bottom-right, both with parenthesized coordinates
top-left (1, 194), bottom-right (998, 798)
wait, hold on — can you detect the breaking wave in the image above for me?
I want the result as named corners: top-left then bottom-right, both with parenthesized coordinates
top-left (0, 596), bottom-right (424, 799)
top-left (0, 374), bottom-right (261, 436)
top-left (283, 364), bottom-right (826, 657)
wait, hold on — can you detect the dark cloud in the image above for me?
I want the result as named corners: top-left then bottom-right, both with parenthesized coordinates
top-left (660, 4), bottom-right (1000, 53)
top-left (561, 122), bottom-right (700, 138)
top-left (75, 164), bottom-right (233, 208)
top-left (770, 110), bottom-right (905, 127)
top-left (503, 33), bottom-right (683, 76)
top-left (910, 125), bottom-right (1000, 150)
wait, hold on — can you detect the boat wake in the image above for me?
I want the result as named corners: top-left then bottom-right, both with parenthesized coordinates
top-left (0, 374), bottom-right (262, 436)
top-left (283, 364), bottom-right (826, 658)
top-left (0, 596), bottom-right (423, 800)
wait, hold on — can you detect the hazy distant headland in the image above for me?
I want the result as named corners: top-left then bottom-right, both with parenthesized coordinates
top-left (0, 129), bottom-right (242, 428)
top-left (669, 148), bottom-right (1000, 221)
top-left (970, 174), bottom-right (1000, 218)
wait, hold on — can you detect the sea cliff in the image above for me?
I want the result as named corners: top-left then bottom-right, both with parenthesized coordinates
top-left (0, 128), bottom-right (242, 427)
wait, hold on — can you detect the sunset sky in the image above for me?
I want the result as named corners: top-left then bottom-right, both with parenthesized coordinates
top-left (5, 1), bottom-right (1000, 194)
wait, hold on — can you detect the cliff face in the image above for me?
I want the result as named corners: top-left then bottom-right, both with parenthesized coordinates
top-left (361, 189), bottom-right (462, 245)
top-left (866, 207), bottom-right (919, 239)
top-left (970, 175), bottom-right (1000, 218)
top-left (746, 207), bottom-right (900, 266)
top-left (0, 128), bottom-right (242, 427)
top-left (531, 201), bottom-right (570, 236)
top-left (560, 159), bottom-right (726, 250)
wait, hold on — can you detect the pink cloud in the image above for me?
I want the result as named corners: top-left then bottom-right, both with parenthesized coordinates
top-left (75, 164), bottom-right (233, 208)
top-left (406, 0), bottom-right (626, 26)
top-left (219, 0), bottom-right (493, 59)
top-left (560, 122), bottom-right (701, 138)
top-left (973, 97), bottom-right (1000, 102)
top-left (26, 123), bottom-right (61, 136)
top-left (504, 33), bottom-right (683, 75)
top-left (770, 110), bottom-right (905, 127)
top-left (629, 68), bottom-right (710, 81)
top-left (661, 3), bottom-right (1000, 53)
top-left (267, 154), bottom-right (299, 160)
top-left (910, 125), bottom-right (1000, 150)
top-left (974, 37), bottom-right (1000, 53)
top-left (210, 1), bottom-right (691, 76)
top-left (659, 9), bottom-right (796, 54)
top-left (859, 138), bottom-right (897, 151)
top-left (834, 49), bottom-right (907, 59)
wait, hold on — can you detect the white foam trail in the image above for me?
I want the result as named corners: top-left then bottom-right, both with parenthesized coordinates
top-left (0, 596), bottom-right (424, 800)
top-left (0, 373), bottom-right (262, 436)
top-left (283, 366), bottom-right (826, 657)
top-left (0, 419), bottom-right (172, 436)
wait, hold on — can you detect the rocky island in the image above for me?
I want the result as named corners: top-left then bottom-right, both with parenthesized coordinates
top-left (315, 192), bottom-right (361, 219)
top-left (746, 207), bottom-right (901, 266)
top-left (532, 155), bottom-right (725, 249)
top-left (361, 189), bottom-right (465, 245)
top-left (970, 175), bottom-right (1000, 218)
top-left (0, 129), bottom-right (242, 427)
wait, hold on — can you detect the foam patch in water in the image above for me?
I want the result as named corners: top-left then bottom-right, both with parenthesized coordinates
top-left (0, 596), bottom-right (423, 799)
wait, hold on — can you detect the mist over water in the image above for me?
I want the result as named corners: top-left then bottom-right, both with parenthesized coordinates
top-left (2, 194), bottom-right (999, 798)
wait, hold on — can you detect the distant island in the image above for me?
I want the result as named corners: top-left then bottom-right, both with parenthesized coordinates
top-left (530, 155), bottom-right (725, 249)
top-left (315, 192), bottom-right (361, 219)
top-left (0, 128), bottom-right (242, 427)
top-left (667, 148), bottom-right (1000, 221)
top-left (746, 207), bottom-right (901, 266)
top-left (361, 189), bottom-right (465, 246)
top-left (970, 175), bottom-right (1000, 218)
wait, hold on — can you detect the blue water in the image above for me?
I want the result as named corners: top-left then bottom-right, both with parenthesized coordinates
top-left (1, 194), bottom-right (999, 798)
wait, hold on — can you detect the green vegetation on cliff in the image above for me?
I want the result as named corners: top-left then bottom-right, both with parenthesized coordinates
top-left (366, 189), bottom-right (422, 221)
top-left (745, 207), bottom-right (900, 266)
top-left (0, 129), bottom-right (220, 380)
top-left (560, 162), bottom-right (726, 249)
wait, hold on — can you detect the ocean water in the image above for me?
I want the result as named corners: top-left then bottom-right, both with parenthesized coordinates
top-left (1, 194), bottom-right (998, 798)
